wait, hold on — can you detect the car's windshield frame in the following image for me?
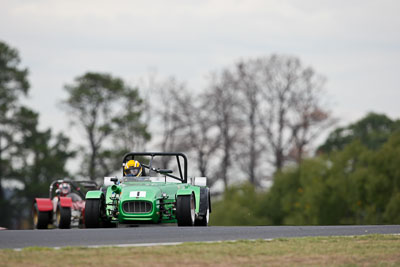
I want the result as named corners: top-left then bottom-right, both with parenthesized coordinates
top-left (122, 152), bottom-right (188, 183)
top-left (121, 176), bottom-right (182, 184)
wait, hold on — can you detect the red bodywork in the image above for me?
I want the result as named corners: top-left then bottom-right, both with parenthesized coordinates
top-left (35, 197), bottom-right (85, 211)
top-left (35, 198), bottom-right (53, 212)
top-left (59, 197), bottom-right (73, 208)
top-left (32, 179), bottom-right (98, 228)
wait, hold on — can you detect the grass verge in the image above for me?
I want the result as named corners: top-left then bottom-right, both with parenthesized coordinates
top-left (1, 234), bottom-right (400, 266)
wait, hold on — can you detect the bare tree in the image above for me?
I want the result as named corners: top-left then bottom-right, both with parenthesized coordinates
top-left (148, 54), bottom-right (332, 188)
top-left (232, 61), bottom-right (265, 185)
top-left (153, 77), bottom-right (220, 185)
top-left (203, 71), bottom-right (242, 188)
top-left (256, 55), bottom-right (333, 171)
top-left (202, 54), bottom-right (332, 186)
top-left (136, 69), bottom-right (158, 151)
top-left (287, 68), bottom-right (335, 163)
top-left (176, 92), bottom-right (220, 181)
top-left (152, 77), bottom-right (187, 168)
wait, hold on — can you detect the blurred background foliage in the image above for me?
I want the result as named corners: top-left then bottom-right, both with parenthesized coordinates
top-left (0, 41), bottom-right (75, 228)
top-left (211, 123), bottom-right (400, 225)
top-left (1, 39), bottom-right (400, 228)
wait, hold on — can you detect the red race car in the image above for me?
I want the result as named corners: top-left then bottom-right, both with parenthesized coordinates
top-left (32, 179), bottom-right (98, 229)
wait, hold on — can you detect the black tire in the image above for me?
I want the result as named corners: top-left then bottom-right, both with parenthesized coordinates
top-left (56, 204), bottom-right (71, 229)
top-left (176, 194), bottom-right (195, 226)
top-left (195, 204), bottom-right (209, 226)
top-left (85, 199), bottom-right (101, 228)
top-left (32, 203), bottom-right (50, 229)
top-left (195, 189), bottom-right (211, 226)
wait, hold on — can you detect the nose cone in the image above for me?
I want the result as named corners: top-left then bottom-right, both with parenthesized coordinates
top-left (118, 184), bottom-right (163, 223)
top-left (120, 185), bottom-right (161, 201)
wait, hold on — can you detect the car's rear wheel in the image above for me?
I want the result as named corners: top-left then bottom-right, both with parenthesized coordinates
top-left (32, 203), bottom-right (50, 229)
top-left (85, 199), bottom-right (101, 228)
top-left (56, 204), bottom-right (71, 229)
top-left (176, 194), bottom-right (195, 226)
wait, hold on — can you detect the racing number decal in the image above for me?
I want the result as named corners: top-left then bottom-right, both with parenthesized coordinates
top-left (129, 191), bottom-right (146, 198)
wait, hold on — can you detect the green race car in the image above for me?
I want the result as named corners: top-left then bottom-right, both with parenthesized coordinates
top-left (84, 152), bottom-right (211, 227)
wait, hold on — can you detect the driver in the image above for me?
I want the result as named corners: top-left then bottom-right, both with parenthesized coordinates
top-left (58, 182), bottom-right (71, 196)
top-left (57, 182), bottom-right (82, 201)
top-left (53, 182), bottom-right (74, 214)
top-left (124, 160), bottom-right (143, 177)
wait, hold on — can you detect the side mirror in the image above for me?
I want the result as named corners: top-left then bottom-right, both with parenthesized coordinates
top-left (111, 177), bottom-right (118, 184)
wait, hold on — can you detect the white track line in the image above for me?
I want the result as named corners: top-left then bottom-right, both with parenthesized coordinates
top-left (13, 238), bottom-right (275, 251)
top-left (13, 233), bottom-right (400, 251)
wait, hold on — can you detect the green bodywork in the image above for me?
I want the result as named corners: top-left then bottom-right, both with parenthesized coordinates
top-left (86, 178), bottom-right (203, 224)
top-left (86, 190), bottom-right (103, 199)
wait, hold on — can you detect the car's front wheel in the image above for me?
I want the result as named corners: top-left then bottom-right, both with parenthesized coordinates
top-left (32, 203), bottom-right (50, 229)
top-left (195, 189), bottom-right (210, 227)
top-left (56, 204), bottom-right (71, 229)
top-left (176, 194), bottom-right (195, 226)
top-left (195, 204), bottom-right (209, 226)
top-left (85, 199), bottom-right (101, 228)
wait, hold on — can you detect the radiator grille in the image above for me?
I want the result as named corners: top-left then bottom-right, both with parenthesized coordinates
top-left (122, 201), bottom-right (152, 214)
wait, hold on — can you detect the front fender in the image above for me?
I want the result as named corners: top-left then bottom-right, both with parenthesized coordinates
top-left (176, 188), bottom-right (193, 196)
top-left (34, 198), bottom-right (53, 212)
top-left (59, 196), bottom-right (72, 208)
top-left (176, 188), bottom-right (200, 213)
top-left (85, 190), bottom-right (104, 200)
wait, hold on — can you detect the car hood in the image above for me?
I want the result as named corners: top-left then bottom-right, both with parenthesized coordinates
top-left (118, 182), bottom-right (183, 201)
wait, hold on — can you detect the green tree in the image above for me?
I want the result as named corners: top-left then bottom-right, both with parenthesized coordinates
top-left (0, 40), bottom-right (30, 227)
top-left (318, 112), bottom-right (400, 153)
top-left (102, 87), bottom-right (151, 174)
top-left (11, 107), bottom-right (75, 228)
top-left (211, 113), bottom-right (400, 226)
top-left (63, 72), bottom-right (150, 180)
top-left (261, 133), bottom-right (400, 225)
top-left (374, 132), bottom-right (400, 223)
top-left (210, 183), bottom-right (270, 226)
top-left (0, 41), bottom-right (74, 228)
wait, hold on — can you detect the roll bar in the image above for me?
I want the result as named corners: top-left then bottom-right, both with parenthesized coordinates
top-left (122, 152), bottom-right (188, 183)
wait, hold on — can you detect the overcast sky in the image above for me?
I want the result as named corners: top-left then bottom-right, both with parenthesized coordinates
top-left (1, 0), bottom-right (399, 141)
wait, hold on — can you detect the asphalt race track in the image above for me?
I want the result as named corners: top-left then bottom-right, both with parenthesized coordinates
top-left (1, 225), bottom-right (399, 249)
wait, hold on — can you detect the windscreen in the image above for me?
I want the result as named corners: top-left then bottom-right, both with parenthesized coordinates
top-left (122, 176), bottom-right (181, 183)
top-left (123, 154), bottom-right (184, 182)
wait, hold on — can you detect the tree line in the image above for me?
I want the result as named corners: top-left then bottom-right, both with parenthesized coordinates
top-left (54, 43), bottom-right (333, 189)
top-left (211, 113), bottom-right (400, 225)
top-left (0, 41), bottom-right (74, 228)
top-left (0, 39), bottom-right (338, 228)
top-left (148, 56), bottom-right (333, 189)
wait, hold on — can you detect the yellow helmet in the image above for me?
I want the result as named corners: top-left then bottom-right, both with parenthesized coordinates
top-left (124, 160), bottom-right (143, 177)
